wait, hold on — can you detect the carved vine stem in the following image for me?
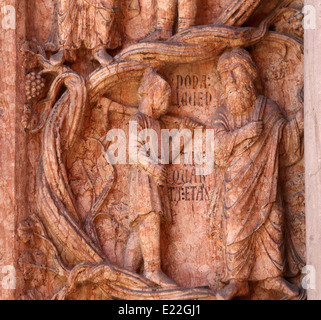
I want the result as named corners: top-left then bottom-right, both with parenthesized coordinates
top-left (31, 0), bottom-right (303, 299)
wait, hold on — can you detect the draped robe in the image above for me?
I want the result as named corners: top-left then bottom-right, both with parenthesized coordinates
top-left (209, 96), bottom-right (302, 282)
top-left (57, 0), bottom-right (120, 50)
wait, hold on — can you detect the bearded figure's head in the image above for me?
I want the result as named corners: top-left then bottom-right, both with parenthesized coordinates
top-left (218, 48), bottom-right (262, 116)
top-left (138, 68), bottom-right (172, 119)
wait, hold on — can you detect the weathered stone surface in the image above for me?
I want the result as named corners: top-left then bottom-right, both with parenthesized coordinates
top-left (305, 0), bottom-right (321, 301)
top-left (0, 0), bottom-right (307, 300)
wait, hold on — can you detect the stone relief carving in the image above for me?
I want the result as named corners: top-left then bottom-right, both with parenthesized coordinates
top-left (271, 6), bottom-right (304, 40)
top-left (47, 0), bottom-right (121, 66)
top-left (123, 67), bottom-right (203, 287)
top-left (124, 68), bottom-right (177, 287)
top-left (209, 48), bottom-right (304, 300)
top-left (143, 0), bottom-right (198, 41)
top-left (19, 0), bottom-right (305, 300)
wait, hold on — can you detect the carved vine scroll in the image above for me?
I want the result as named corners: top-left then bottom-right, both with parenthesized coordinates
top-left (19, 0), bottom-right (305, 300)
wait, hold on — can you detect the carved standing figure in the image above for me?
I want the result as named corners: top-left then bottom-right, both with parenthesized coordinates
top-left (143, 0), bottom-right (197, 41)
top-left (124, 68), bottom-right (199, 287)
top-left (209, 48), bottom-right (304, 300)
top-left (50, 0), bottom-right (120, 66)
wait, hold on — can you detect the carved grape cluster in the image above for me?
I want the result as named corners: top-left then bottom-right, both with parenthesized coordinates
top-left (25, 72), bottom-right (46, 101)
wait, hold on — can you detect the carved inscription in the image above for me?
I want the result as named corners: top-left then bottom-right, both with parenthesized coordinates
top-left (17, 0), bottom-right (305, 301)
top-left (175, 74), bottom-right (212, 107)
top-left (168, 169), bottom-right (210, 202)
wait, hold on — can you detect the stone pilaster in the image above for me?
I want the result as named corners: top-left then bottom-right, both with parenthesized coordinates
top-left (305, 0), bottom-right (321, 301)
top-left (0, 0), bottom-right (26, 299)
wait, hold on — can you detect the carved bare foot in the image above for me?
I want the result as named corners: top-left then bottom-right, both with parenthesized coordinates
top-left (215, 281), bottom-right (249, 300)
top-left (50, 49), bottom-right (65, 66)
top-left (263, 277), bottom-right (300, 298)
top-left (141, 29), bottom-right (173, 42)
top-left (143, 270), bottom-right (177, 288)
top-left (93, 47), bottom-right (113, 67)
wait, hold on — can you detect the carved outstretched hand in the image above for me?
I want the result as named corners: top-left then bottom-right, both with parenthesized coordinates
top-left (179, 117), bottom-right (204, 131)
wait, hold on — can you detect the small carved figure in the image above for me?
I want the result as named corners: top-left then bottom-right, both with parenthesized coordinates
top-left (124, 68), bottom-right (199, 287)
top-left (50, 0), bottom-right (120, 66)
top-left (209, 48), bottom-right (304, 300)
top-left (143, 0), bottom-right (197, 41)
